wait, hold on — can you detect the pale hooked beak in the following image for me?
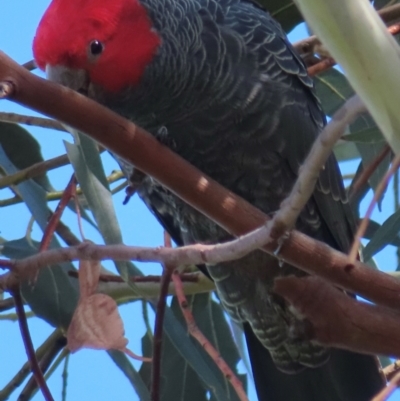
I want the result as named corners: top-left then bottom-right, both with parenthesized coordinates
top-left (45, 65), bottom-right (90, 95)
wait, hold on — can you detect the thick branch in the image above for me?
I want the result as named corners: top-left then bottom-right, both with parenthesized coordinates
top-left (1, 241), bottom-right (400, 312)
top-left (274, 276), bottom-right (400, 357)
top-left (1, 52), bottom-right (400, 311)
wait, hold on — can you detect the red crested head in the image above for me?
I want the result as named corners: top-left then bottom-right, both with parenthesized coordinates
top-left (33, 0), bottom-right (161, 92)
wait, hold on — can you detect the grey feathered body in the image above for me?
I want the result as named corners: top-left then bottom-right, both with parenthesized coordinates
top-left (88, 0), bottom-right (383, 398)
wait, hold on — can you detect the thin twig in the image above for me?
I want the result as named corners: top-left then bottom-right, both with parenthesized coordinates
top-left (55, 220), bottom-right (81, 246)
top-left (22, 60), bottom-right (36, 71)
top-left (0, 297), bottom-right (14, 312)
top-left (3, 237), bottom-right (400, 313)
top-left (0, 154), bottom-right (69, 189)
top-left (68, 270), bottom-right (200, 283)
top-left (349, 156), bottom-right (400, 261)
top-left (61, 353), bottom-right (70, 401)
top-left (18, 335), bottom-right (67, 401)
top-left (151, 232), bottom-right (173, 401)
top-left (171, 269), bottom-right (248, 401)
top-left (142, 301), bottom-right (154, 340)
top-left (383, 360), bottom-right (400, 381)
top-left (272, 95), bottom-right (365, 235)
top-left (0, 169), bottom-right (122, 206)
top-left (0, 329), bottom-right (62, 400)
top-left (39, 175), bottom-right (76, 252)
top-left (305, 21), bottom-right (400, 77)
top-left (11, 286), bottom-right (54, 401)
top-left (372, 370), bottom-right (400, 401)
top-left (349, 145), bottom-right (391, 200)
top-left (307, 57), bottom-right (336, 76)
top-left (0, 112), bottom-right (65, 131)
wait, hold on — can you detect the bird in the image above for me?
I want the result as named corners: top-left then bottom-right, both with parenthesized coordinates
top-left (33, 0), bottom-right (385, 399)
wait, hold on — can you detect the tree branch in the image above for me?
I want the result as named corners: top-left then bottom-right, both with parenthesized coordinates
top-left (1, 52), bottom-right (400, 314)
top-left (272, 95), bottom-right (364, 233)
top-left (151, 233), bottom-right (173, 401)
top-left (171, 268), bottom-right (248, 401)
top-left (0, 111), bottom-right (65, 131)
top-left (11, 286), bottom-right (54, 401)
top-left (349, 156), bottom-right (400, 261)
top-left (274, 276), bottom-right (400, 357)
top-left (372, 370), bottom-right (400, 401)
top-left (1, 239), bottom-right (400, 313)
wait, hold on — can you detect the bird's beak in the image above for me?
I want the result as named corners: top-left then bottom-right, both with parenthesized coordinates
top-left (45, 65), bottom-right (90, 95)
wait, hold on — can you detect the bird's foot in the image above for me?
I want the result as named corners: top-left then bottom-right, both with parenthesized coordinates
top-left (273, 231), bottom-right (290, 267)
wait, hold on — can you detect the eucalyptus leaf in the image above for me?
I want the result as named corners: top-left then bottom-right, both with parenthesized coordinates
top-left (363, 209), bottom-right (400, 261)
top-left (144, 303), bottom-right (230, 401)
top-left (342, 127), bottom-right (385, 143)
top-left (0, 122), bottom-right (52, 191)
top-left (0, 147), bottom-right (78, 328)
top-left (374, 0), bottom-right (399, 9)
top-left (314, 69), bottom-right (354, 117)
top-left (140, 329), bottom-right (208, 401)
top-left (108, 350), bottom-right (151, 401)
top-left (356, 141), bottom-right (391, 208)
top-left (176, 294), bottom-right (242, 387)
top-left (334, 141), bottom-right (360, 162)
top-left (141, 294), bottom-right (242, 401)
top-left (0, 237), bottom-right (41, 258)
top-left (362, 218), bottom-right (400, 247)
top-left (65, 140), bottom-right (141, 280)
top-left (266, 1), bottom-right (303, 32)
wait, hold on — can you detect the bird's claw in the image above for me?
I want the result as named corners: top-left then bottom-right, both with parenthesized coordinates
top-left (273, 231), bottom-right (290, 267)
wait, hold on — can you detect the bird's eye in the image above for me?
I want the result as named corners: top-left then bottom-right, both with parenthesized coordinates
top-left (89, 40), bottom-right (104, 56)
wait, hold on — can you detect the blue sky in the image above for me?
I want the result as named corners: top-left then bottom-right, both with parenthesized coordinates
top-left (0, 1), bottom-right (397, 401)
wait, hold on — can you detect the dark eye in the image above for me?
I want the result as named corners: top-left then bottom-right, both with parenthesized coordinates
top-left (89, 40), bottom-right (104, 56)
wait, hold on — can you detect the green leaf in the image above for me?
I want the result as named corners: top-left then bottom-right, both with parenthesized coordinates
top-left (363, 209), bottom-right (400, 261)
top-left (363, 218), bottom-right (400, 247)
top-left (108, 350), bottom-right (151, 401)
top-left (1, 238), bottom-right (78, 328)
top-left (183, 294), bottom-right (246, 401)
top-left (140, 294), bottom-right (243, 401)
top-left (266, 1), bottom-right (303, 32)
top-left (378, 355), bottom-right (393, 369)
top-left (0, 122), bottom-right (52, 191)
top-left (65, 139), bottom-right (141, 280)
top-left (374, 0), bottom-right (399, 9)
top-left (1, 237), bottom-right (41, 258)
top-left (342, 127), bottom-right (385, 143)
top-left (356, 141), bottom-right (391, 207)
top-left (314, 69), bottom-right (354, 117)
top-left (77, 133), bottom-right (109, 189)
top-left (142, 301), bottom-right (231, 401)
top-left (177, 294), bottom-right (241, 385)
top-left (334, 141), bottom-right (360, 162)
top-left (0, 146), bottom-right (78, 328)
top-left (140, 330), bottom-right (208, 401)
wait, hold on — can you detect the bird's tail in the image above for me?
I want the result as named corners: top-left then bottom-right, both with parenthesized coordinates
top-left (244, 324), bottom-right (385, 401)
